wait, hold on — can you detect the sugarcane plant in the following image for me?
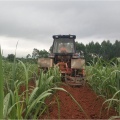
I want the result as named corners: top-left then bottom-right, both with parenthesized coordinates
top-left (0, 47), bottom-right (4, 119)
top-left (86, 57), bottom-right (120, 117)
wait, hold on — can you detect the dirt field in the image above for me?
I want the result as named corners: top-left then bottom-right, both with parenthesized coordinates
top-left (41, 84), bottom-right (118, 119)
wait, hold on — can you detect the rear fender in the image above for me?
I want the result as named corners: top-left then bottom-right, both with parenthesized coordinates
top-left (71, 58), bottom-right (85, 69)
top-left (38, 58), bottom-right (53, 68)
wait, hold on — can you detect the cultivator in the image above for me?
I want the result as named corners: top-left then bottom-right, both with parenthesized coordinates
top-left (38, 35), bottom-right (86, 86)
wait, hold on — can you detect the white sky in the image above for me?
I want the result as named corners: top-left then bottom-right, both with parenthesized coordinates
top-left (0, 1), bottom-right (120, 57)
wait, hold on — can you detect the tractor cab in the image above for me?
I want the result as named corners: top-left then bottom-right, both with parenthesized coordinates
top-left (52, 35), bottom-right (76, 54)
top-left (50, 35), bottom-right (78, 64)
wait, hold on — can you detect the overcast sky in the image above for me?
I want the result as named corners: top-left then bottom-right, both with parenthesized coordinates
top-left (0, 1), bottom-right (120, 57)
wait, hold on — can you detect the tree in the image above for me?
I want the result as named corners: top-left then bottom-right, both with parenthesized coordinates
top-left (75, 42), bottom-right (85, 53)
top-left (94, 42), bottom-right (101, 56)
top-left (7, 54), bottom-right (15, 62)
top-left (101, 40), bottom-right (113, 60)
top-left (26, 54), bottom-right (31, 59)
top-left (32, 48), bottom-right (49, 59)
top-left (32, 48), bottom-right (39, 59)
top-left (39, 49), bottom-right (49, 58)
top-left (113, 40), bottom-right (120, 58)
top-left (86, 41), bottom-right (95, 54)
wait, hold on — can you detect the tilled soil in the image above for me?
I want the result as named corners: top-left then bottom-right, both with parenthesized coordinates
top-left (41, 84), bottom-right (118, 119)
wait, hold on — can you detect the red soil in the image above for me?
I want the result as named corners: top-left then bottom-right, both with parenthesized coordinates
top-left (19, 79), bottom-right (35, 95)
top-left (19, 80), bottom-right (118, 119)
top-left (41, 84), bottom-right (118, 119)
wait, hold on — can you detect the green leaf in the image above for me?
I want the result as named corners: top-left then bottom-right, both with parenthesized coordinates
top-left (3, 93), bottom-right (10, 119)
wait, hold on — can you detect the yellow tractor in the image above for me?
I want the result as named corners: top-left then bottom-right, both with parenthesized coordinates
top-left (38, 35), bottom-right (85, 86)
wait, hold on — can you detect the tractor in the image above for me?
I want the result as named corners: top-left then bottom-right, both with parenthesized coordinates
top-left (38, 35), bottom-right (85, 86)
